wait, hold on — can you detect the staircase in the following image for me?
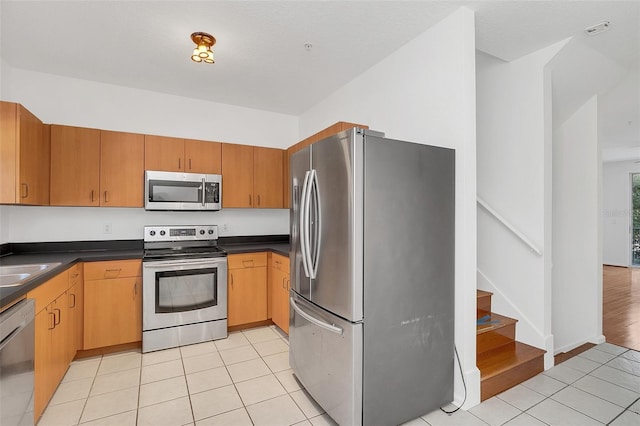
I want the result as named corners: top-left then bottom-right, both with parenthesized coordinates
top-left (476, 290), bottom-right (546, 401)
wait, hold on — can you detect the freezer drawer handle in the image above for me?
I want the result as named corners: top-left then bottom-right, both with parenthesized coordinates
top-left (290, 297), bottom-right (343, 335)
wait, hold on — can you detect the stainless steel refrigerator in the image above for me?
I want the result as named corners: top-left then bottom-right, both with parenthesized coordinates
top-left (289, 128), bottom-right (455, 426)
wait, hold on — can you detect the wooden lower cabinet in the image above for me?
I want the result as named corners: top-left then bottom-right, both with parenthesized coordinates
top-left (270, 253), bottom-right (290, 334)
top-left (30, 270), bottom-right (73, 422)
top-left (227, 253), bottom-right (268, 327)
top-left (83, 260), bottom-right (142, 349)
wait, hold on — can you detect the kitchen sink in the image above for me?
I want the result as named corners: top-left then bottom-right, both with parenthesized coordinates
top-left (0, 263), bottom-right (61, 288)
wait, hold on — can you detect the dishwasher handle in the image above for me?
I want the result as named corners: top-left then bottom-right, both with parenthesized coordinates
top-left (0, 299), bottom-right (35, 351)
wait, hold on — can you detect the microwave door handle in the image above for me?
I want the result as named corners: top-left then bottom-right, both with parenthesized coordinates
top-left (202, 178), bottom-right (206, 207)
top-left (290, 297), bottom-right (343, 335)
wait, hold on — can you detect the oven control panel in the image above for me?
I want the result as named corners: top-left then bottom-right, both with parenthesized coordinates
top-left (144, 225), bottom-right (218, 242)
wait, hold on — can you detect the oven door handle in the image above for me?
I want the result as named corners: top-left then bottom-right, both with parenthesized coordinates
top-left (143, 259), bottom-right (226, 268)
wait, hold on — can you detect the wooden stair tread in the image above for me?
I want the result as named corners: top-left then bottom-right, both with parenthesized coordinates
top-left (477, 290), bottom-right (493, 298)
top-left (476, 312), bottom-right (518, 335)
top-left (477, 341), bottom-right (545, 380)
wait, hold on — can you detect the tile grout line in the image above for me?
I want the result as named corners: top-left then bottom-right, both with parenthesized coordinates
top-left (606, 396), bottom-right (640, 426)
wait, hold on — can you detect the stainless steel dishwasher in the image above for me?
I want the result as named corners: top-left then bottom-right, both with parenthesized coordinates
top-left (0, 299), bottom-right (35, 426)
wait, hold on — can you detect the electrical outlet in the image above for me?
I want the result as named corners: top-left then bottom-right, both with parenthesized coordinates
top-left (103, 223), bottom-right (112, 234)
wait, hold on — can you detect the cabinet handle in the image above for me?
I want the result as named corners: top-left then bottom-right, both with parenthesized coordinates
top-left (48, 312), bottom-right (55, 330)
top-left (178, 158), bottom-right (181, 170)
top-left (230, 273), bottom-right (234, 287)
top-left (133, 281), bottom-right (137, 296)
top-left (249, 194), bottom-right (252, 206)
top-left (54, 308), bottom-right (61, 326)
top-left (91, 190), bottom-right (95, 203)
top-left (257, 195), bottom-right (261, 206)
top-left (21, 183), bottom-right (28, 199)
top-left (69, 293), bottom-right (76, 308)
top-left (282, 277), bottom-right (286, 289)
top-left (189, 158), bottom-right (192, 170)
top-left (242, 260), bottom-right (254, 266)
top-left (104, 191), bottom-right (108, 203)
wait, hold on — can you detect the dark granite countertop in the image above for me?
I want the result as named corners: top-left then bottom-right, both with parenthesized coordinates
top-left (0, 240), bottom-right (144, 308)
top-left (0, 235), bottom-right (289, 308)
top-left (218, 235), bottom-right (290, 257)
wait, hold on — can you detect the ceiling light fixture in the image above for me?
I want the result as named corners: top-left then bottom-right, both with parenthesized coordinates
top-left (191, 32), bottom-right (215, 64)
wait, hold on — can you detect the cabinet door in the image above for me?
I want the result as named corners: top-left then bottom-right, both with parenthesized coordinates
top-left (33, 306), bottom-right (54, 422)
top-left (184, 139), bottom-right (221, 174)
top-left (100, 130), bottom-right (144, 207)
top-left (254, 146), bottom-right (283, 208)
top-left (222, 143), bottom-right (254, 208)
top-left (68, 280), bottom-right (84, 356)
top-left (84, 276), bottom-right (142, 349)
top-left (0, 102), bottom-right (49, 205)
top-left (228, 267), bottom-right (267, 326)
top-left (18, 105), bottom-right (49, 205)
top-left (0, 102), bottom-right (17, 203)
top-left (51, 295), bottom-right (69, 385)
top-left (145, 135), bottom-right (184, 172)
top-left (50, 125), bottom-right (101, 206)
top-left (271, 268), bottom-right (288, 333)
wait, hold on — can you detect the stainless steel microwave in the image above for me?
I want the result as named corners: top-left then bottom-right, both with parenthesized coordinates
top-left (145, 170), bottom-right (222, 211)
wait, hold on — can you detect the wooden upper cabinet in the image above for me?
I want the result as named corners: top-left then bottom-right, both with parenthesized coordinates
top-left (100, 130), bottom-right (144, 207)
top-left (222, 144), bottom-right (284, 209)
top-left (254, 147), bottom-right (283, 208)
top-left (0, 101), bottom-right (50, 205)
top-left (222, 143), bottom-right (254, 208)
top-left (145, 135), bottom-right (184, 172)
top-left (184, 139), bottom-right (221, 174)
top-left (145, 135), bottom-right (221, 174)
top-left (50, 125), bottom-right (101, 206)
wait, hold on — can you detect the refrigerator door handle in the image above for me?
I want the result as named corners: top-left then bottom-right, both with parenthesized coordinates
top-left (300, 170), bottom-right (312, 278)
top-left (308, 169), bottom-right (319, 279)
top-left (290, 297), bottom-right (343, 335)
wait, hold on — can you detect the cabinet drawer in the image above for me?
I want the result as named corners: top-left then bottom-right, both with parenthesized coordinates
top-left (271, 253), bottom-right (289, 273)
top-left (68, 262), bottom-right (83, 287)
top-left (228, 252), bottom-right (268, 269)
top-left (84, 259), bottom-right (141, 280)
top-left (27, 270), bottom-right (69, 313)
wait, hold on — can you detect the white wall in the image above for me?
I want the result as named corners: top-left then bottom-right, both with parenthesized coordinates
top-left (476, 40), bottom-right (568, 368)
top-left (552, 96), bottom-right (604, 352)
top-left (300, 7), bottom-right (479, 408)
top-left (1, 65), bottom-right (297, 242)
top-left (603, 160), bottom-right (640, 266)
top-left (2, 206), bottom-right (288, 243)
top-left (4, 68), bottom-right (298, 148)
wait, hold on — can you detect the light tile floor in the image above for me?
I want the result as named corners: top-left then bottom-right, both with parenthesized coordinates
top-left (39, 328), bottom-right (640, 426)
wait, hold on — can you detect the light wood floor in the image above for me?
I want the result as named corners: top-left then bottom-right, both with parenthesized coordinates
top-left (603, 265), bottom-right (640, 351)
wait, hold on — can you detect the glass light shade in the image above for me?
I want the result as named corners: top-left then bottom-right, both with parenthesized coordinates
top-left (204, 51), bottom-right (214, 63)
top-left (198, 44), bottom-right (209, 58)
top-left (191, 48), bottom-right (203, 62)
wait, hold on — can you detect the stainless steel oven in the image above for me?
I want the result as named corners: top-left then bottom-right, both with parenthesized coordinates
top-left (142, 225), bottom-right (227, 353)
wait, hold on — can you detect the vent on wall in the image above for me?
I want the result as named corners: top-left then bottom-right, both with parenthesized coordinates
top-left (584, 21), bottom-right (611, 36)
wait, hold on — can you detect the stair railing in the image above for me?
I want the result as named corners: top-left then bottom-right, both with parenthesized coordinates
top-left (477, 196), bottom-right (543, 256)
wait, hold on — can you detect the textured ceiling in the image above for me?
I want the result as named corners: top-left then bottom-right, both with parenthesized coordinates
top-left (1, 0), bottom-right (638, 148)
